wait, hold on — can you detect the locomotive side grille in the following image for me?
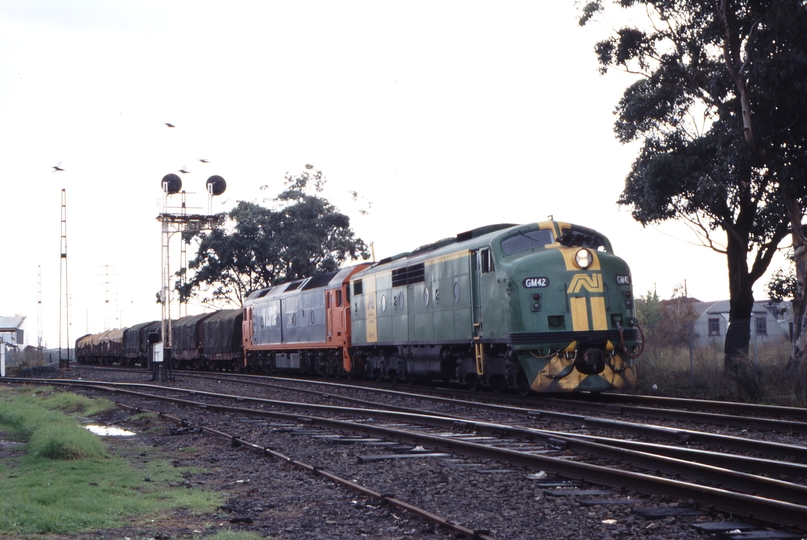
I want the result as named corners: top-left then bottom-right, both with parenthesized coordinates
top-left (392, 263), bottom-right (425, 287)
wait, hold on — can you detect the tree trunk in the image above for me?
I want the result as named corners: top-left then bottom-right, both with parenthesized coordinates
top-left (724, 231), bottom-right (755, 368)
top-left (785, 196), bottom-right (807, 370)
top-left (790, 244), bottom-right (807, 370)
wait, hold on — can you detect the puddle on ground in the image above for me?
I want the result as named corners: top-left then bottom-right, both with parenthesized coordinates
top-left (85, 425), bottom-right (136, 437)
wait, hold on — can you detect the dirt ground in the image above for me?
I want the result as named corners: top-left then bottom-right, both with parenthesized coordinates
top-left (8, 404), bottom-right (441, 540)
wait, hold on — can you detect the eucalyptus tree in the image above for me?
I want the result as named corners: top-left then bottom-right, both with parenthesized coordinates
top-left (180, 166), bottom-right (371, 307)
top-left (579, 0), bottom-right (807, 368)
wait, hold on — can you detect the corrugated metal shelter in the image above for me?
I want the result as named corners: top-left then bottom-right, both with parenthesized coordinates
top-left (0, 316), bottom-right (25, 347)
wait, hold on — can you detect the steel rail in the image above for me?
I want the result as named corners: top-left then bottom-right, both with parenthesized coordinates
top-left (567, 392), bottom-right (807, 420)
top-left (8, 377), bottom-right (807, 463)
top-left (536, 398), bottom-right (807, 433)
top-left (113, 403), bottom-right (495, 540)
top-left (71, 368), bottom-right (807, 433)
top-left (177, 376), bottom-right (807, 462)
top-left (192, 372), bottom-right (807, 436)
top-left (25, 378), bottom-right (807, 530)
top-left (100, 386), bottom-right (807, 530)
top-left (551, 431), bottom-right (807, 480)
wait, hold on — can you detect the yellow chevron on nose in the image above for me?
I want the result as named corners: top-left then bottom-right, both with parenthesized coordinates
top-left (568, 273), bottom-right (603, 294)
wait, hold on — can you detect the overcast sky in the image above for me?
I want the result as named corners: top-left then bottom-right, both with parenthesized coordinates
top-left (0, 1), bottom-right (790, 348)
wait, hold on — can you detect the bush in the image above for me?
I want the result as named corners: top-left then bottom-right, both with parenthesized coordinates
top-left (28, 422), bottom-right (107, 460)
top-left (635, 341), bottom-right (807, 406)
top-left (5, 346), bottom-right (45, 374)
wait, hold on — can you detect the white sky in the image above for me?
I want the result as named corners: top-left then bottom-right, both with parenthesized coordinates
top-left (0, 1), bottom-right (790, 348)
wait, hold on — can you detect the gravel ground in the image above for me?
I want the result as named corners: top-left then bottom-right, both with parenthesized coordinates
top-left (3, 367), bottom-right (768, 539)
top-left (84, 401), bottom-right (711, 540)
top-left (41, 372), bottom-right (722, 540)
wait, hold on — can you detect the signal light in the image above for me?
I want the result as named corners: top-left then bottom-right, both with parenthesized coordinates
top-left (533, 293), bottom-right (541, 301)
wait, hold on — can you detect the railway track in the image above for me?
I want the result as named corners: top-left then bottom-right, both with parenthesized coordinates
top-left (6, 368), bottom-right (807, 538)
top-left (73, 364), bottom-right (807, 428)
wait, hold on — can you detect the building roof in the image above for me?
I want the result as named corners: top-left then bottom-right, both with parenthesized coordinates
top-left (0, 316), bottom-right (25, 331)
top-left (692, 300), bottom-right (791, 321)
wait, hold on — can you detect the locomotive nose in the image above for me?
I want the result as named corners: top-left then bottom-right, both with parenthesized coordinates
top-left (575, 347), bottom-right (606, 375)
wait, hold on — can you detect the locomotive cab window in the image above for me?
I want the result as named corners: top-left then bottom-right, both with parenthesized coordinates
top-left (335, 289), bottom-right (342, 307)
top-left (479, 248), bottom-right (493, 273)
top-left (501, 229), bottom-right (554, 256)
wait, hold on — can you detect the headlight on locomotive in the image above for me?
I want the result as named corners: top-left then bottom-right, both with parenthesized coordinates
top-left (575, 248), bottom-right (593, 269)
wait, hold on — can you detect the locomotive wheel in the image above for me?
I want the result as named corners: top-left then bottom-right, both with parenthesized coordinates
top-left (517, 378), bottom-right (531, 397)
top-left (467, 375), bottom-right (481, 392)
top-left (490, 376), bottom-right (506, 394)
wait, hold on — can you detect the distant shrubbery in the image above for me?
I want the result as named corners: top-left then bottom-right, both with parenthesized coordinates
top-left (636, 341), bottom-right (807, 406)
top-left (633, 291), bottom-right (806, 406)
top-left (4, 345), bottom-right (45, 375)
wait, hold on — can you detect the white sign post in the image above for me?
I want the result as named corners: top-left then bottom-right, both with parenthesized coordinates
top-left (153, 342), bottom-right (163, 364)
top-left (1, 343), bottom-right (5, 377)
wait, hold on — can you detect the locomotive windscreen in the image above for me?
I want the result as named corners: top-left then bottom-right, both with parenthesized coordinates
top-left (501, 229), bottom-right (554, 255)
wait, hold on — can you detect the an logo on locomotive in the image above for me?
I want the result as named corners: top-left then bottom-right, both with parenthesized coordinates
top-left (568, 273), bottom-right (604, 294)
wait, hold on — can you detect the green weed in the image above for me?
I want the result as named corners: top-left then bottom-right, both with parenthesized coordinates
top-left (0, 386), bottom-right (222, 535)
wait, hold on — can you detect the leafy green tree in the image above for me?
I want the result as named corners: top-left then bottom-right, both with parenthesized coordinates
top-left (767, 250), bottom-right (797, 305)
top-left (181, 166), bottom-right (371, 307)
top-left (634, 289), bottom-right (662, 334)
top-left (578, 0), bottom-right (807, 369)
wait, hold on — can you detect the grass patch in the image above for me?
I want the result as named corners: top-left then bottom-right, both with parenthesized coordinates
top-left (0, 386), bottom-right (223, 535)
top-left (0, 386), bottom-right (115, 460)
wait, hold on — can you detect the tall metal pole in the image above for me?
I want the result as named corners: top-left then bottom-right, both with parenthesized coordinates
top-left (59, 189), bottom-right (70, 369)
top-left (160, 187), bottom-right (173, 353)
top-left (37, 265), bottom-right (43, 348)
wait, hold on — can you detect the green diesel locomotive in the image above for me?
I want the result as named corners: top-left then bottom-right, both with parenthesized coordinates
top-left (80, 219), bottom-right (642, 395)
top-left (349, 220), bottom-right (641, 393)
